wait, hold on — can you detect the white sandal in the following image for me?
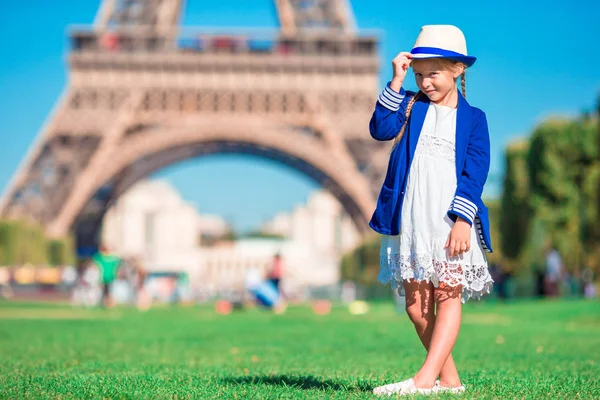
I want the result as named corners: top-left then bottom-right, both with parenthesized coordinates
top-left (373, 378), bottom-right (434, 396)
top-left (435, 379), bottom-right (466, 394)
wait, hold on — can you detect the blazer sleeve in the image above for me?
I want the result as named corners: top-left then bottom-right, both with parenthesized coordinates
top-left (447, 110), bottom-right (491, 226)
top-left (369, 82), bottom-right (416, 141)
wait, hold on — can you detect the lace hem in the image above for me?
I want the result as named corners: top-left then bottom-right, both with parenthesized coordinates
top-left (379, 253), bottom-right (493, 303)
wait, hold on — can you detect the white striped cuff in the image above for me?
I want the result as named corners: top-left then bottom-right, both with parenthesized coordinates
top-left (448, 196), bottom-right (478, 225)
top-left (377, 85), bottom-right (405, 111)
top-left (475, 217), bottom-right (491, 252)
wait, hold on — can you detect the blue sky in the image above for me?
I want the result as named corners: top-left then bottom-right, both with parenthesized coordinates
top-left (1, 0), bottom-right (599, 232)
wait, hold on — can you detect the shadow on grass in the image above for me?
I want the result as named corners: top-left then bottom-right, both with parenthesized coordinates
top-left (222, 374), bottom-right (372, 392)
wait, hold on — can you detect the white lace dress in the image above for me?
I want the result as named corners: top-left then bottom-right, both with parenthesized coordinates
top-left (378, 103), bottom-right (493, 302)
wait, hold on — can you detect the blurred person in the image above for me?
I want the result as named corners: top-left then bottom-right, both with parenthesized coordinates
top-left (75, 259), bottom-right (87, 284)
top-left (0, 267), bottom-right (13, 299)
top-left (544, 245), bottom-right (563, 297)
top-left (175, 272), bottom-right (193, 304)
top-left (61, 265), bottom-right (77, 291)
top-left (71, 259), bottom-right (88, 306)
top-left (92, 244), bottom-right (122, 308)
top-left (117, 258), bottom-right (136, 303)
top-left (132, 258), bottom-right (148, 297)
top-left (370, 26), bottom-right (493, 396)
top-left (582, 268), bottom-right (596, 299)
top-left (341, 281), bottom-right (357, 303)
top-left (130, 258), bottom-right (151, 310)
top-left (71, 259), bottom-right (101, 307)
top-left (244, 266), bottom-right (283, 311)
top-left (267, 253), bottom-right (284, 293)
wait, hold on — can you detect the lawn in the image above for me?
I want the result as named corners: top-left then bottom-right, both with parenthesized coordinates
top-left (0, 298), bottom-right (598, 399)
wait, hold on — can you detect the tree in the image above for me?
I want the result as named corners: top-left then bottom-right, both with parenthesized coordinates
top-left (340, 234), bottom-right (380, 286)
top-left (526, 117), bottom-right (599, 273)
top-left (0, 220), bottom-right (48, 265)
top-left (0, 220), bottom-right (75, 266)
top-left (48, 237), bottom-right (76, 266)
top-left (500, 141), bottom-right (531, 262)
top-left (242, 231), bottom-right (286, 240)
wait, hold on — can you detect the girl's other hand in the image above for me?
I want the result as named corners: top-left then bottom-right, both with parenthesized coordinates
top-left (445, 217), bottom-right (471, 257)
top-left (391, 52), bottom-right (413, 88)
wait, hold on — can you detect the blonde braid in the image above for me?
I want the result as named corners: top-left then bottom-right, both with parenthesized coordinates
top-left (392, 91), bottom-right (422, 150)
top-left (461, 72), bottom-right (466, 98)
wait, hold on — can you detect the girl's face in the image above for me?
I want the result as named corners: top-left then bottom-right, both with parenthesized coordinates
top-left (412, 59), bottom-right (463, 105)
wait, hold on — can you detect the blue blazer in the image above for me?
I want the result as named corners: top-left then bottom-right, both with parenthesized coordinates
top-left (368, 83), bottom-right (493, 253)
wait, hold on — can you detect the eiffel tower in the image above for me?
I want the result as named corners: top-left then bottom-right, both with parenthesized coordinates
top-left (0, 0), bottom-right (387, 251)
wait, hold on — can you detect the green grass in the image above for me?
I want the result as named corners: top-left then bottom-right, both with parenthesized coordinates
top-left (0, 299), bottom-right (598, 399)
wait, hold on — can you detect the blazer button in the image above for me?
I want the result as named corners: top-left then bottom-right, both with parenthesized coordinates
top-left (401, 191), bottom-right (405, 195)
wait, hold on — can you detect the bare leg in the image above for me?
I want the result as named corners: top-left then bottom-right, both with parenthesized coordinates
top-left (411, 283), bottom-right (463, 388)
top-left (404, 280), bottom-right (462, 388)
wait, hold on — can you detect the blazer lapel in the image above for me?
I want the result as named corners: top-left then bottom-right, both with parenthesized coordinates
top-left (408, 98), bottom-right (428, 163)
top-left (455, 92), bottom-right (472, 180)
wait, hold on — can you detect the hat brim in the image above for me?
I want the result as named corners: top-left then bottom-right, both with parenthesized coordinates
top-left (411, 53), bottom-right (477, 67)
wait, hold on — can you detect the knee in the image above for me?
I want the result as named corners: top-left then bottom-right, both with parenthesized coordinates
top-left (405, 301), bottom-right (433, 328)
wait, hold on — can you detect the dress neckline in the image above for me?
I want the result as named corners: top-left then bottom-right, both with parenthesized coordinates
top-left (431, 103), bottom-right (457, 110)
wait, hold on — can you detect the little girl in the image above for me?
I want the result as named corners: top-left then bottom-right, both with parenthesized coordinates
top-left (369, 25), bottom-right (494, 396)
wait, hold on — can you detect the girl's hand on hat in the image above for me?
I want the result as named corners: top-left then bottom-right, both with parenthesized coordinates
top-left (445, 218), bottom-right (471, 257)
top-left (391, 52), bottom-right (413, 86)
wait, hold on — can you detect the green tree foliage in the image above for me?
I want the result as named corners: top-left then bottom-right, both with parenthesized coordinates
top-left (242, 231), bottom-right (286, 240)
top-left (340, 235), bottom-right (380, 286)
top-left (48, 237), bottom-right (76, 266)
top-left (484, 199), bottom-right (507, 267)
top-left (500, 141), bottom-right (531, 261)
top-left (0, 220), bottom-right (75, 266)
top-left (501, 96), bottom-right (600, 274)
top-left (0, 220), bottom-right (47, 265)
top-left (581, 97), bottom-right (600, 270)
top-left (527, 117), bottom-right (599, 272)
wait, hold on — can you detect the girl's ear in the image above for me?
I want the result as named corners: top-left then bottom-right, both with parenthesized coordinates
top-left (453, 64), bottom-right (465, 79)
